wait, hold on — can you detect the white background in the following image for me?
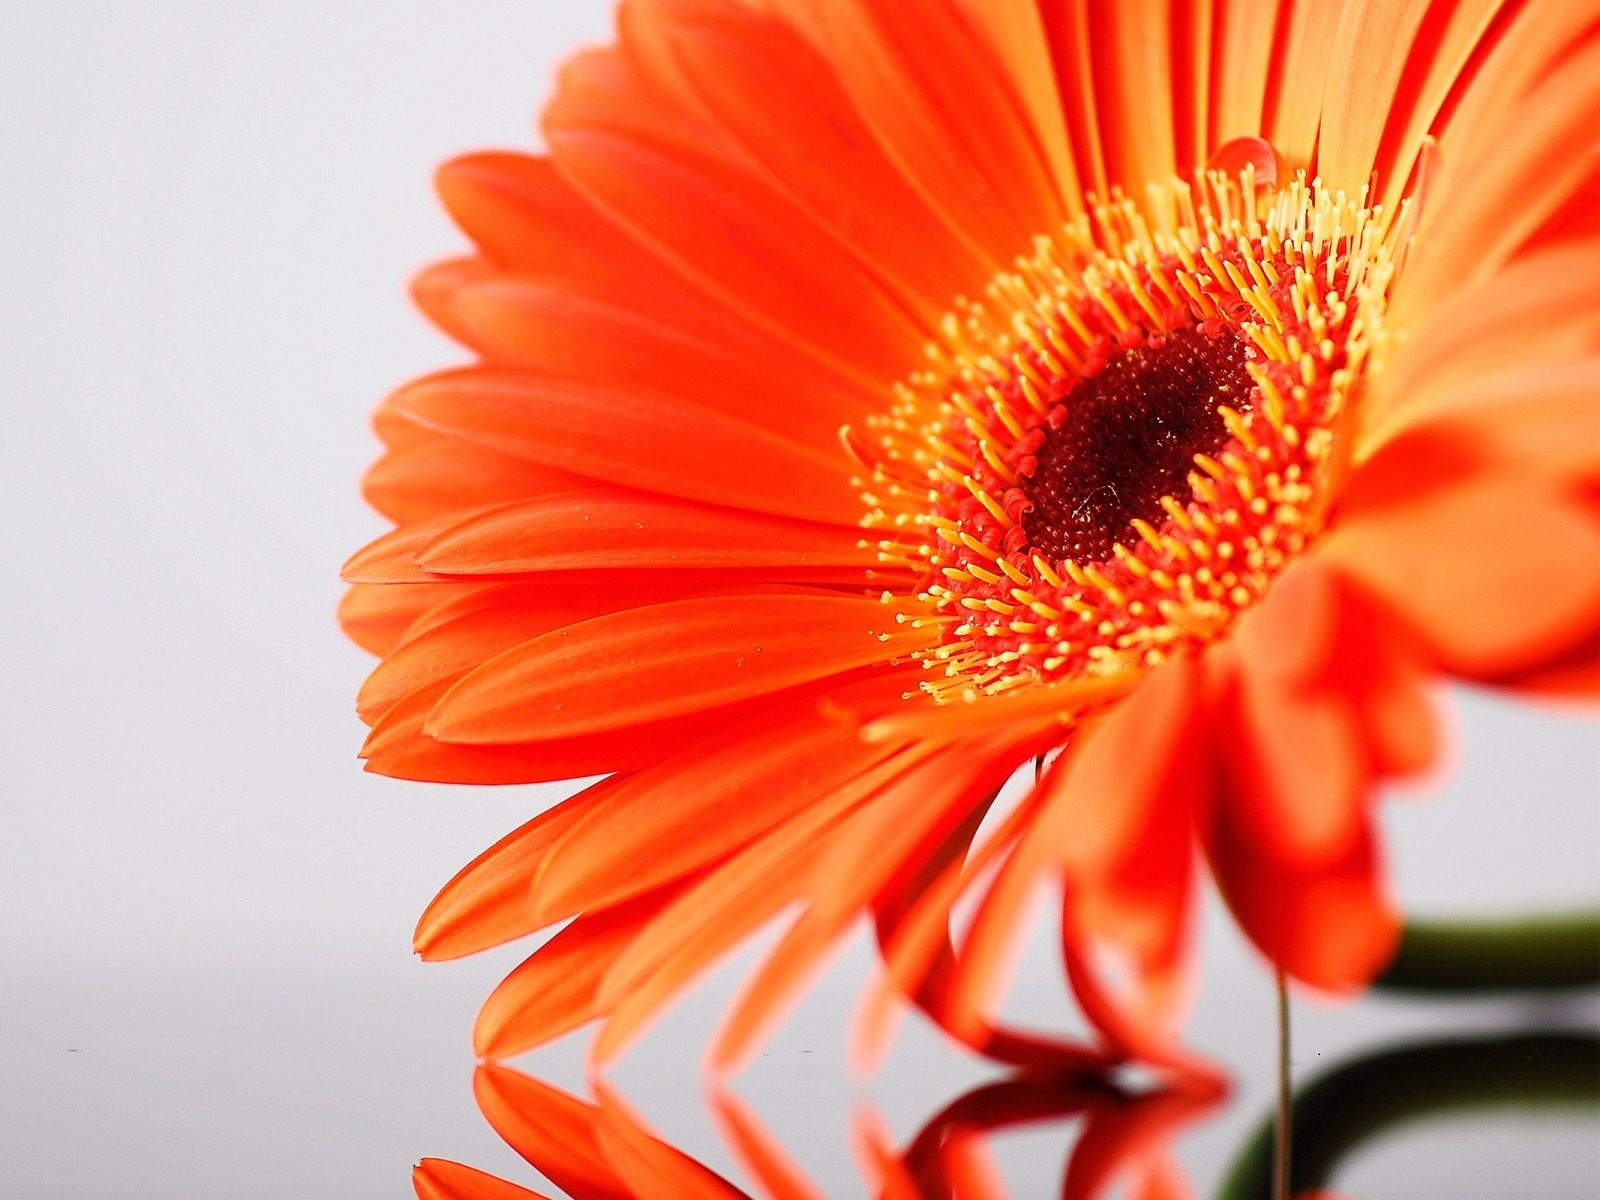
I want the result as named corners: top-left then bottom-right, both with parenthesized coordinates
top-left (2, 4), bottom-right (1596, 1197)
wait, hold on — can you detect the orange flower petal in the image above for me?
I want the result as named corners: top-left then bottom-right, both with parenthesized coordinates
top-left (338, 582), bottom-right (458, 657)
top-left (357, 597), bottom-right (598, 724)
top-left (1224, 567), bottom-right (1370, 867)
top-left (853, 792), bottom-right (1037, 1072)
top-left (364, 680), bottom-right (784, 788)
top-left (860, 785), bottom-right (1109, 1076)
top-left (1209, 0), bottom-right (1285, 145)
top-left (590, 748), bottom-right (926, 1064)
top-left (1376, 361), bottom-right (1600, 487)
top-left (434, 145), bottom-right (879, 398)
top-left (544, 122), bottom-right (923, 383)
top-left (1047, 657), bottom-right (1206, 1061)
top-left (774, 0), bottom-right (1064, 260)
top-left (412, 778), bottom-right (621, 961)
top-left (389, 368), bottom-right (860, 525)
top-left (413, 491), bottom-right (876, 577)
top-left (948, 0), bottom-right (1084, 210)
top-left (1428, 1), bottom-right (1598, 197)
top-left (1206, 806), bottom-right (1400, 991)
top-left (413, 1159), bottom-right (553, 1200)
top-left (710, 1092), bottom-right (826, 1200)
top-left (1372, 0), bottom-right (1514, 214)
top-left (342, 508), bottom-right (498, 584)
top-left (711, 740), bottom-right (1025, 1071)
top-left (473, 1067), bottom-right (632, 1200)
top-left (530, 673), bottom-right (914, 924)
top-left (427, 594), bottom-right (925, 743)
top-left (1087, 1), bottom-right (1177, 193)
top-left (1406, 34), bottom-right (1600, 309)
top-left (1041, 1), bottom-right (1109, 197)
top-left (591, 1082), bottom-right (750, 1200)
top-left (364, 421), bottom-right (590, 526)
top-left (473, 883), bottom-right (688, 1059)
top-left (1373, 240), bottom-right (1600, 435)
top-left (1265, 0), bottom-right (1345, 170)
top-left (410, 255), bottom-right (498, 347)
top-left (1326, 472), bottom-right (1600, 677)
top-left (1314, 0), bottom-right (1434, 195)
top-left (435, 151), bottom-right (692, 309)
top-left (1052, 655), bottom-right (1205, 881)
top-left (358, 579), bottom-right (813, 723)
top-left (422, 275), bottom-right (864, 451)
top-left (1491, 628), bottom-right (1600, 700)
top-left (656, 1), bottom-right (992, 319)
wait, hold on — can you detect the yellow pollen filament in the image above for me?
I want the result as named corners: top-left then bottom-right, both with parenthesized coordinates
top-left (1160, 534), bottom-right (1192, 562)
top-left (1159, 495), bottom-right (1194, 529)
top-left (1112, 543), bottom-right (1150, 578)
top-left (967, 562), bottom-right (1004, 586)
top-left (1032, 556), bottom-right (1065, 587)
top-left (1057, 300), bottom-right (1095, 346)
top-left (977, 438), bottom-right (1020, 483)
top-left (957, 531), bottom-right (1000, 559)
top-left (998, 557), bottom-right (1031, 585)
top-left (1058, 595), bottom-right (1098, 619)
top-left (1082, 566), bottom-right (1126, 606)
top-left (1130, 517), bottom-right (1164, 550)
top-left (1175, 270), bottom-right (1219, 318)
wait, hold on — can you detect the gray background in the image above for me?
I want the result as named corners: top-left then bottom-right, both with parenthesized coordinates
top-left (1, 4), bottom-right (1595, 1197)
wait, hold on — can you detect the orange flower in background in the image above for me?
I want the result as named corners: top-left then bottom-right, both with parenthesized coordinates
top-left (343, 0), bottom-right (1600, 1071)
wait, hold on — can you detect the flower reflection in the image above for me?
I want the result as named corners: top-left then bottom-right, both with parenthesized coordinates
top-left (414, 1026), bottom-right (1598, 1199)
top-left (418, 1064), bottom-right (1220, 1200)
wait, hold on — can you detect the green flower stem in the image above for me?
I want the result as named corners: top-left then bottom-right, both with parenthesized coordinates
top-left (1215, 1030), bottom-right (1600, 1200)
top-left (1375, 910), bottom-right (1600, 994)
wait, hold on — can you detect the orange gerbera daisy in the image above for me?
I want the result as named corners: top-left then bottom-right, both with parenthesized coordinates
top-left (343, 0), bottom-right (1600, 1071)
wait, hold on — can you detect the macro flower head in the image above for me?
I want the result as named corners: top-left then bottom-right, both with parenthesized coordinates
top-left (343, 0), bottom-right (1600, 1070)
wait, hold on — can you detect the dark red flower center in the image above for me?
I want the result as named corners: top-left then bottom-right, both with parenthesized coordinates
top-left (1019, 325), bottom-right (1254, 563)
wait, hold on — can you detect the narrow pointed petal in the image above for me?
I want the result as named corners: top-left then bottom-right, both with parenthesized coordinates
top-left (1315, 0), bottom-right (1433, 194)
top-left (339, 582), bottom-right (459, 657)
top-left (413, 779), bottom-right (621, 961)
top-left (710, 1092), bottom-right (828, 1200)
top-left (590, 750), bottom-right (924, 1064)
top-left (389, 368), bottom-right (861, 524)
top-left (711, 740), bottom-right (1025, 1071)
top-left (474, 884), bottom-right (687, 1059)
top-left (364, 680), bottom-right (766, 786)
top-left (473, 1067), bottom-right (632, 1200)
top-left (414, 1159), bottom-right (554, 1200)
top-left (427, 594), bottom-right (927, 743)
top-left (414, 491), bottom-right (877, 577)
top-left (658, 1), bottom-right (993, 318)
top-left (592, 1082), bottom-right (751, 1200)
top-left (531, 674), bottom-right (914, 923)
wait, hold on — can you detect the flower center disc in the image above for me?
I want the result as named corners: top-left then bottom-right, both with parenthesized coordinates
top-left (1021, 326), bottom-right (1253, 563)
top-left (854, 167), bottom-right (1404, 702)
